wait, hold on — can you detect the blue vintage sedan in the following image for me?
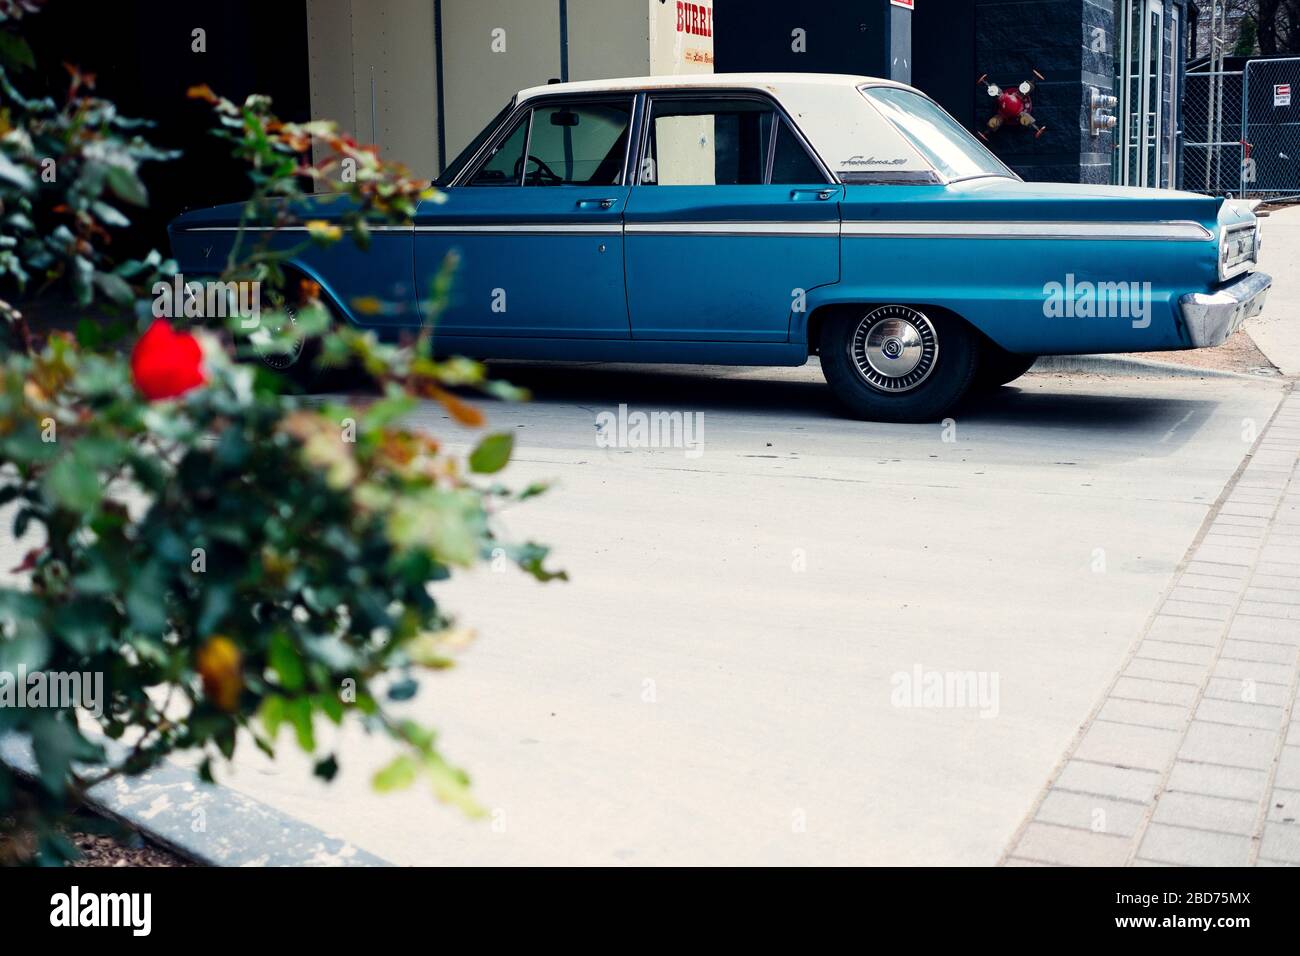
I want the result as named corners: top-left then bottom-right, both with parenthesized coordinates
top-left (169, 73), bottom-right (1270, 423)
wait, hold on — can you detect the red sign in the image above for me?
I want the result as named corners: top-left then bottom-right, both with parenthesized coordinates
top-left (891, 0), bottom-right (915, 8)
top-left (676, 2), bottom-right (713, 37)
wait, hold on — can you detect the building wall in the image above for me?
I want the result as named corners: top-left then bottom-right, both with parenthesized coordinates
top-left (570, 0), bottom-right (651, 82)
top-left (714, 0), bottom-right (896, 78)
top-left (441, 0), bottom-right (563, 164)
top-left (306, 0), bottom-right (439, 178)
top-left (307, 1), bottom-right (714, 177)
top-left (968, 0), bottom-right (1112, 183)
top-left (718, 0), bottom-right (1127, 184)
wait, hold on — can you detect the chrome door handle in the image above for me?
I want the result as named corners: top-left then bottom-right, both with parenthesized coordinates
top-left (790, 188), bottom-right (838, 201)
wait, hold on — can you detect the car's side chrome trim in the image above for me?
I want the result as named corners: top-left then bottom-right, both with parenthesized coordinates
top-left (841, 220), bottom-right (1215, 241)
top-left (413, 223), bottom-right (623, 234)
top-left (840, 170), bottom-right (944, 185)
top-left (180, 220), bottom-right (1214, 242)
top-left (177, 225), bottom-right (413, 233)
top-left (625, 221), bottom-right (839, 236)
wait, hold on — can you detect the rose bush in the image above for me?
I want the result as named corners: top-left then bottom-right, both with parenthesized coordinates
top-left (0, 2), bottom-right (561, 864)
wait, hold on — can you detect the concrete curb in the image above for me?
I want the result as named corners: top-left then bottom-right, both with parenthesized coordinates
top-left (0, 735), bottom-right (391, 867)
top-left (1030, 353), bottom-right (1282, 381)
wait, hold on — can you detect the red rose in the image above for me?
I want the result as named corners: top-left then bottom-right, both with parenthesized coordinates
top-left (130, 320), bottom-right (207, 401)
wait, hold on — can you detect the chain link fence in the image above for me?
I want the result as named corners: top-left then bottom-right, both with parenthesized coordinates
top-left (1183, 57), bottom-right (1300, 199)
top-left (1183, 69), bottom-right (1243, 195)
top-left (1242, 57), bottom-right (1300, 199)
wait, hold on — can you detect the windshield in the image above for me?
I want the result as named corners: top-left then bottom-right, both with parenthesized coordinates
top-left (860, 86), bottom-right (1015, 182)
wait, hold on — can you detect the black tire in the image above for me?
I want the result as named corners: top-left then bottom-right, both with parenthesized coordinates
top-left (971, 343), bottom-right (1038, 390)
top-left (820, 305), bottom-right (978, 423)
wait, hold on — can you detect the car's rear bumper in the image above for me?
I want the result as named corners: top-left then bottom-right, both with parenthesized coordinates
top-left (1179, 270), bottom-right (1271, 348)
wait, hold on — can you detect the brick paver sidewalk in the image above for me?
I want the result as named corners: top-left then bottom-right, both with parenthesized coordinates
top-left (1004, 390), bottom-right (1300, 866)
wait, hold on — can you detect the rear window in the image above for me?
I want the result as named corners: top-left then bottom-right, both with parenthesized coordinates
top-left (860, 86), bottom-right (1015, 182)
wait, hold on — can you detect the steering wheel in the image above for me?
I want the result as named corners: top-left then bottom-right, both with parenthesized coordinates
top-left (515, 154), bottom-right (563, 186)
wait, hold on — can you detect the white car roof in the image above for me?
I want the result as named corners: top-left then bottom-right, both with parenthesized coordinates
top-left (516, 72), bottom-right (911, 100)
top-left (517, 73), bottom-right (935, 179)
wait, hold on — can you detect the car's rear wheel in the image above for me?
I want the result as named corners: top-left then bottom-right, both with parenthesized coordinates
top-left (972, 342), bottom-right (1037, 390)
top-left (819, 304), bottom-right (978, 423)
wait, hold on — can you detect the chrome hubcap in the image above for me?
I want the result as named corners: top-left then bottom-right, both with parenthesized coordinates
top-left (848, 305), bottom-right (939, 393)
top-left (255, 304), bottom-right (305, 371)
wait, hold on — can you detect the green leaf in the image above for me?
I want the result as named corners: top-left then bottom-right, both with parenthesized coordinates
top-left (196, 581), bottom-right (234, 636)
top-left (91, 200), bottom-right (131, 229)
top-left (0, 32), bottom-right (35, 71)
top-left (0, 152), bottom-right (33, 191)
top-left (30, 714), bottom-right (103, 796)
top-left (124, 560), bottom-right (169, 636)
top-left (43, 454), bottom-right (102, 513)
top-left (286, 696), bottom-right (315, 752)
top-left (0, 591), bottom-right (49, 672)
top-left (424, 755), bottom-right (485, 817)
top-left (387, 488), bottom-right (485, 567)
top-left (52, 599), bottom-right (113, 655)
top-left (74, 318), bottom-right (103, 349)
top-left (268, 631), bottom-right (305, 692)
top-left (360, 390), bottom-right (416, 430)
top-left (260, 694), bottom-right (286, 741)
top-left (372, 754), bottom-right (418, 792)
top-left (91, 270), bottom-right (134, 305)
top-left (468, 432), bottom-right (513, 474)
top-left (105, 165), bottom-right (148, 206)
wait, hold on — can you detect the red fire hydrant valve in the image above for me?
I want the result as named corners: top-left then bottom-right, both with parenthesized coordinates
top-left (977, 69), bottom-right (1047, 140)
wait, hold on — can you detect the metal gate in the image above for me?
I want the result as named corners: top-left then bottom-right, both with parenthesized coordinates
top-left (1242, 57), bottom-right (1300, 199)
top-left (1183, 57), bottom-right (1300, 199)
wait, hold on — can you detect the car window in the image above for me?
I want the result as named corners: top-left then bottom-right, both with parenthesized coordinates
top-left (769, 120), bottom-right (825, 184)
top-left (524, 102), bottom-right (632, 186)
top-left (641, 98), bottom-right (778, 186)
top-left (860, 86), bottom-right (1014, 181)
top-left (468, 114), bottom-right (528, 186)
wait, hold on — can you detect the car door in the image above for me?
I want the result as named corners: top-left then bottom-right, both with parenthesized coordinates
top-left (624, 94), bottom-right (842, 342)
top-left (414, 95), bottom-right (634, 338)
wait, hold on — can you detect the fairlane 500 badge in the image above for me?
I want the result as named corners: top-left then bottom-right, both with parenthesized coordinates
top-left (843, 155), bottom-right (908, 165)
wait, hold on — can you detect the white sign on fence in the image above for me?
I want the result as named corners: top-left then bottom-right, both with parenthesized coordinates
top-left (1276, 83), bottom-right (1292, 106)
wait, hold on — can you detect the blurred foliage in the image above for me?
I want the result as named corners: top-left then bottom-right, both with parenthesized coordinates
top-left (0, 2), bottom-right (561, 864)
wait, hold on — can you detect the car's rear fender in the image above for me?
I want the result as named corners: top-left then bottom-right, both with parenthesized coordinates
top-left (802, 236), bottom-right (1223, 355)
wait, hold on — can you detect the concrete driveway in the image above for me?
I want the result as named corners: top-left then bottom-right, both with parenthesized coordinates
top-left (203, 361), bottom-right (1286, 865)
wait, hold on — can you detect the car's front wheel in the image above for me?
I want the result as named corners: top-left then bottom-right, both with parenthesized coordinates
top-left (819, 304), bottom-right (978, 423)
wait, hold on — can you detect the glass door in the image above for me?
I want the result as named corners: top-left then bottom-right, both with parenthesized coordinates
top-left (1166, 6), bottom-right (1179, 187)
top-left (1117, 0), bottom-right (1165, 187)
top-left (1141, 0), bottom-right (1165, 186)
